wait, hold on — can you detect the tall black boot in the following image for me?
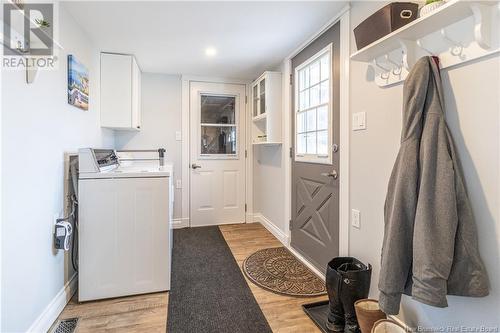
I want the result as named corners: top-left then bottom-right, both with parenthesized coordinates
top-left (325, 257), bottom-right (349, 331)
top-left (338, 259), bottom-right (372, 333)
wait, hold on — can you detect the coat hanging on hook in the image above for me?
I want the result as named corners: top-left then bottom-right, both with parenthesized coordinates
top-left (378, 56), bottom-right (489, 315)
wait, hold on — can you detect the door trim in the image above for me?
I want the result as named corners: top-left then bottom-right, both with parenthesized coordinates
top-left (284, 8), bottom-right (350, 257)
top-left (181, 76), bottom-right (251, 227)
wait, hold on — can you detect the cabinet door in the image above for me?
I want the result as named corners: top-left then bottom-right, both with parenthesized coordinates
top-left (252, 84), bottom-right (259, 118)
top-left (131, 57), bottom-right (141, 130)
top-left (100, 53), bottom-right (132, 128)
top-left (259, 78), bottom-right (266, 115)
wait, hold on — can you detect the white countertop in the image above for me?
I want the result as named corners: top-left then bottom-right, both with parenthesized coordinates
top-left (79, 161), bottom-right (173, 179)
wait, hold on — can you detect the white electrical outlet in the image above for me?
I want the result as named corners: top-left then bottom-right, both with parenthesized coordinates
top-left (176, 179), bottom-right (182, 189)
top-left (352, 112), bottom-right (366, 131)
top-left (175, 131), bottom-right (182, 141)
top-left (351, 209), bottom-right (361, 229)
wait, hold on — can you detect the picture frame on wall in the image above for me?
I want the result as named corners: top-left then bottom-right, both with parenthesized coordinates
top-left (67, 55), bottom-right (89, 110)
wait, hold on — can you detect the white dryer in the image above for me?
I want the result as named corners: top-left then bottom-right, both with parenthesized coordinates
top-left (78, 148), bottom-right (173, 301)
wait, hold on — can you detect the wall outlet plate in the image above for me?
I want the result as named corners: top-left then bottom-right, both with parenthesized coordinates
top-left (351, 209), bottom-right (361, 229)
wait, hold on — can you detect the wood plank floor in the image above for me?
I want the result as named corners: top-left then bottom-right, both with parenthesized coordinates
top-left (56, 223), bottom-right (327, 332)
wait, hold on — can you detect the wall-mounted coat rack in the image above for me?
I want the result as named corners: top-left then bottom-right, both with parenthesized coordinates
top-left (351, 0), bottom-right (500, 87)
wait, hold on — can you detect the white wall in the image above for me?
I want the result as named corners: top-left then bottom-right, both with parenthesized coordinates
top-left (1, 5), bottom-right (114, 332)
top-left (349, 1), bottom-right (500, 327)
top-left (253, 145), bottom-right (285, 226)
top-left (114, 73), bottom-right (182, 219)
top-left (252, 62), bottom-right (288, 236)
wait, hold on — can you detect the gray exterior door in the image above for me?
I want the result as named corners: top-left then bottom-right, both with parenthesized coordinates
top-left (291, 22), bottom-right (340, 273)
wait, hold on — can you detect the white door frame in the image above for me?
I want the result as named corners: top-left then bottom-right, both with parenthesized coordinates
top-left (284, 6), bottom-right (351, 259)
top-left (181, 76), bottom-right (252, 228)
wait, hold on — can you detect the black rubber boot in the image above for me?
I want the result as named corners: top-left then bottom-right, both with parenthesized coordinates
top-left (325, 258), bottom-right (348, 332)
top-left (338, 259), bottom-right (372, 333)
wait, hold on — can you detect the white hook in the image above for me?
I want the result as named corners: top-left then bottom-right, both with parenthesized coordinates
top-left (384, 54), bottom-right (402, 75)
top-left (373, 58), bottom-right (391, 79)
top-left (440, 29), bottom-right (463, 56)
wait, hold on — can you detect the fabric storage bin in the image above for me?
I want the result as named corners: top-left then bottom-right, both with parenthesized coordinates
top-left (354, 2), bottom-right (419, 50)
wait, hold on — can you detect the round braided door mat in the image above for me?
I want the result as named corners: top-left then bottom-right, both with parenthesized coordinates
top-left (242, 247), bottom-right (327, 297)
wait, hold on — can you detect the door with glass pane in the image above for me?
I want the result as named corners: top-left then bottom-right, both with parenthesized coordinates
top-left (190, 82), bottom-right (246, 227)
top-left (291, 22), bottom-right (340, 273)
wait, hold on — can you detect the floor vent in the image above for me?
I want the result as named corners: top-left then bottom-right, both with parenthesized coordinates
top-left (50, 318), bottom-right (79, 333)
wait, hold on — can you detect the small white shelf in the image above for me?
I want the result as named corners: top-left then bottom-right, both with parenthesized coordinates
top-left (351, 0), bottom-right (500, 87)
top-left (252, 142), bottom-right (282, 146)
top-left (253, 113), bottom-right (267, 122)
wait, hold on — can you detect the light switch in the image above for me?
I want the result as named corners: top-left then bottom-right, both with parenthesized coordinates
top-left (175, 131), bottom-right (182, 141)
top-left (176, 179), bottom-right (182, 189)
top-left (352, 112), bottom-right (366, 131)
top-left (351, 209), bottom-right (361, 229)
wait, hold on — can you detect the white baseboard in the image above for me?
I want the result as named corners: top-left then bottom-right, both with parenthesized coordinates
top-left (286, 246), bottom-right (326, 281)
top-left (253, 213), bottom-right (289, 245)
top-left (246, 213), bottom-right (257, 223)
top-left (27, 273), bottom-right (78, 333)
top-left (171, 217), bottom-right (189, 229)
top-left (254, 213), bottom-right (324, 280)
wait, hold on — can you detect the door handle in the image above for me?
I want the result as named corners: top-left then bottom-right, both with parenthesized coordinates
top-left (191, 163), bottom-right (202, 169)
top-left (321, 170), bottom-right (338, 179)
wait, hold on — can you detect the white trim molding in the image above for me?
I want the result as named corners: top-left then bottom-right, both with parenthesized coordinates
top-left (287, 244), bottom-right (326, 281)
top-left (246, 213), bottom-right (257, 223)
top-left (255, 214), bottom-right (324, 280)
top-left (287, 4), bottom-right (351, 60)
top-left (171, 217), bottom-right (189, 229)
top-left (283, 6), bottom-right (351, 258)
top-left (181, 77), bottom-right (190, 226)
top-left (180, 75), bottom-right (251, 228)
top-left (338, 8), bottom-right (351, 257)
top-left (253, 214), bottom-right (289, 245)
top-left (27, 273), bottom-right (78, 333)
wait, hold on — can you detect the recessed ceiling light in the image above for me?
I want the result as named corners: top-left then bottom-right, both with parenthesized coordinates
top-left (205, 47), bottom-right (217, 57)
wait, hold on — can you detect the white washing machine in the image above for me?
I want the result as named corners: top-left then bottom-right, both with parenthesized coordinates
top-left (78, 148), bottom-right (173, 301)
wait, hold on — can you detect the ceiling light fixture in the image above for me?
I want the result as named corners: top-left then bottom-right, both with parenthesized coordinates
top-left (205, 47), bottom-right (217, 57)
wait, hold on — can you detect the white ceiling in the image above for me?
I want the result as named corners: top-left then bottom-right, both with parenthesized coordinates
top-left (63, 1), bottom-right (347, 80)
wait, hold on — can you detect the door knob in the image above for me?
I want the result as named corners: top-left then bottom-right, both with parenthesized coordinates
top-left (191, 163), bottom-right (202, 169)
top-left (321, 170), bottom-right (338, 179)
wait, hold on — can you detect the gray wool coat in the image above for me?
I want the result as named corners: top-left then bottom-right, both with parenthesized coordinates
top-left (378, 57), bottom-right (489, 315)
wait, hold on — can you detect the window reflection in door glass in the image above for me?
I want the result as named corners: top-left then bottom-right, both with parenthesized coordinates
top-left (200, 126), bottom-right (237, 155)
top-left (200, 94), bottom-right (237, 156)
top-left (200, 95), bottom-right (236, 124)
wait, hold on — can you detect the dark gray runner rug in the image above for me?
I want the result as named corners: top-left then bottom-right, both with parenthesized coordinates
top-left (166, 226), bottom-right (272, 333)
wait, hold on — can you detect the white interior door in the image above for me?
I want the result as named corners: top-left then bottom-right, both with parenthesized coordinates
top-left (190, 82), bottom-right (246, 227)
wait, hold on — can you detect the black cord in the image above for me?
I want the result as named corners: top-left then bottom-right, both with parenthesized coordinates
top-left (70, 196), bottom-right (79, 272)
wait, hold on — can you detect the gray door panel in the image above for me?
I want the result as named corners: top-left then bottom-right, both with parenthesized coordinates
top-left (291, 22), bottom-right (340, 274)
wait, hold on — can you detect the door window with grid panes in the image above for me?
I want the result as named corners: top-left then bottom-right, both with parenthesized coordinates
top-left (294, 44), bottom-right (332, 164)
top-left (199, 94), bottom-right (238, 157)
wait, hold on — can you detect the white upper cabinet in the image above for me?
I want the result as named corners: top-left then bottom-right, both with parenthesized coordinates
top-left (100, 53), bottom-right (142, 130)
top-left (252, 71), bottom-right (282, 145)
